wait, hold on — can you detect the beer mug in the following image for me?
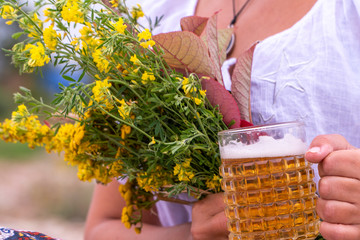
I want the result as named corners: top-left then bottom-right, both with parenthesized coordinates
top-left (218, 122), bottom-right (320, 240)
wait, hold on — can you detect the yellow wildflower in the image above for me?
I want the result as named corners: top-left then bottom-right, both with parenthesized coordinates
top-left (115, 147), bottom-right (122, 159)
top-left (80, 22), bottom-right (93, 41)
top-left (134, 227), bottom-right (141, 234)
top-left (119, 181), bottom-right (131, 196)
top-left (111, 18), bottom-right (127, 34)
top-left (72, 124), bottom-right (85, 148)
top-left (182, 158), bottom-right (191, 168)
top-left (180, 76), bottom-right (205, 105)
top-left (124, 190), bottom-right (132, 204)
top-left (119, 181), bottom-right (134, 229)
top-left (78, 22), bottom-right (102, 51)
top-left (193, 97), bottom-right (202, 105)
top-left (71, 38), bottom-right (80, 51)
top-left (92, 49), bottom-right (110, 73)
top-left (93, 164), bottom-right (112, 184)
top-left (43, 8), bottom-right (55, 23)
top-left (181, 76), bottom-right (197, 94)
top-left (122, 208), bottom-right (129, 222)
top-left (21, 13), bottom-right (43, 38)
top-left (0, 105), bottom-right (57, 152)
top-left (123, 221), bottom-right (131, 229)
top-left (130, 54), bottom-right (140, 65)
top-left (138, 29), bottom-right (155, 48)
top-left (117, 99), bottom-right (131, 119)
top-left (1, 5), bottom-right (15, 19)
top-left (92, 78), bottom-right (113, 109)
top-left (140, 40), bottom-right (155, 49)
top-left (53, 122), bottom-right (86, 156)
top-left (121, 124), bottom-right (131, 139)
top-left (109, 0), bottom-right (119, 8)
top-left (131, 4), bottom-right (144, 20)
top-left (141, 71), bottom-right (155, 84)
top-left (70, 39), bottom-right (79, 46)
top-left (109, 160), bottom-right (123, 176)
top-left (1, 5), bottom-right (16, 24)
top-left (121, 206), bottom-right (131, 229)
top-left (174, 158), bottom-right (195, 182)
top-left (206, 175), bottom-right (221, 191)
top-left (25, 42), bottom-right (50, 67)
top-left (12, 104), bottom-right (29, 119)
top-left (77, 162), bottom-right (94, 182)
top-left (136, 166), bottom-right (171, 192)
top-left (126, 205), bottom-right (133, 217)
top-left (53, 123), bottom-right (75, 150)
top-left (133, 68), bottom-right (139, 74)
top-left (181, 77), bottom-right (190, 94)
top-left (43, 25), bottom-right (60, 50)
top-left (61, 0), bottom-right (84, 23)
top-left (137, 29), bottom-right (152, 41)
top-left (88, 38), bottom-right (103, 51)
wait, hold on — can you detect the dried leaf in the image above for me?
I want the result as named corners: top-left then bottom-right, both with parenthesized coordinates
top-left (201, 78), bottom-right (241, 128)
top-left (217, 28), bottom-right (233, 65)
top-left (153, 31), bottom-right (215, 78)
top-left (201, 14), bottom-right (223, 84)
top-left (231, 43), bottom-right (257, 123)
top-left (180, 16), bottom-right (208, 36)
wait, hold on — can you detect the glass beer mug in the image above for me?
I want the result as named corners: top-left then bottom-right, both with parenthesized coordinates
top-left (218, 122), bottom-right (320, 240)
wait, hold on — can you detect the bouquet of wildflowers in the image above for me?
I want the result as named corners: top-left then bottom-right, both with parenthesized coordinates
top-left (0, 0), bottom-right (254, 231)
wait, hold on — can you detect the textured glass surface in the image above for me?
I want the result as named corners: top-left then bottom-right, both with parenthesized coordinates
top-left (220, 155), bottom-right (320, 239)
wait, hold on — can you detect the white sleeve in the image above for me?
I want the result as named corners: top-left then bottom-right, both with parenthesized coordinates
top-left (126, 0), bottom-right (198, 34)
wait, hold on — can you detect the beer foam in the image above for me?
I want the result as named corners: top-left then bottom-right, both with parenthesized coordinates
top-left (220, 134), bottom-right (307, 159)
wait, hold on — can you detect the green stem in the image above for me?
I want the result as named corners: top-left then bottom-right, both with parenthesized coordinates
top-left (28, 97), bottom-right (57, 111)
top-left (14, 5), bottom-right (43, 34)
top-left (109, 78), bottom-right (147, 104)
top-left (156, 58), bottom-right (216, 151)
top-left (91, 127), bottom-right (140, 157)
top-left (81, 89), bottom-right (153, 140)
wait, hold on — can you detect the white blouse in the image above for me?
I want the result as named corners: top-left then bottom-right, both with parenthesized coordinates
top-left (125, 0), bottom-right (360, 227)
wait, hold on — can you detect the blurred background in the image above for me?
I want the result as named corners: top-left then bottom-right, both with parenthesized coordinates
top-left (0, 3), bottom-right (94, 239)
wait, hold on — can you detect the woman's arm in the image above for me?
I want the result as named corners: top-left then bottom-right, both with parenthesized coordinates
top-left (84, 179), bottom-right (228, 240)
top-left (84, 179), bottom-right (193, 240)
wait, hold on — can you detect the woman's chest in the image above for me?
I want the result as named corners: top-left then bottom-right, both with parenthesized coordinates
top-left (195, 0), bottom-right (317, 58)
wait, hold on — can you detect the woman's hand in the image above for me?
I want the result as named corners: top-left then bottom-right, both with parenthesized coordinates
top-left (190, 193), bottom-right (228, 240)
top-left (305, 134), bottom-right (360, 240)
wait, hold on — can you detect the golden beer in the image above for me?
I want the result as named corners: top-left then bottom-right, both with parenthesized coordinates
top-left (218, 122), bottom-right (320, 240)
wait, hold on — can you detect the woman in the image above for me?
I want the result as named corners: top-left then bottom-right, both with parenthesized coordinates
top-left (85, 0), bottom-right (360, 239)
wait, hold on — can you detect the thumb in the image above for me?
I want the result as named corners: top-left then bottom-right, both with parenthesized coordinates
top-left (305, 134), bottom-right (354, 163)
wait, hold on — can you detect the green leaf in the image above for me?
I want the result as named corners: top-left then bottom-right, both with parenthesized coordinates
top-left (12, 32), bottom-right (24, 40)
top-left (154, 122), bottom-right (162, 136)
top-left (62, 75), bottom-right (77, 82)
top-left (18, 85), bottom-right (29, 92)
top-left (315, 234), bottom-right (326, 240)
top-left (43, 110), bottom-right (52, 116)
top-left (78, 70), bottom-right (86, 82)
